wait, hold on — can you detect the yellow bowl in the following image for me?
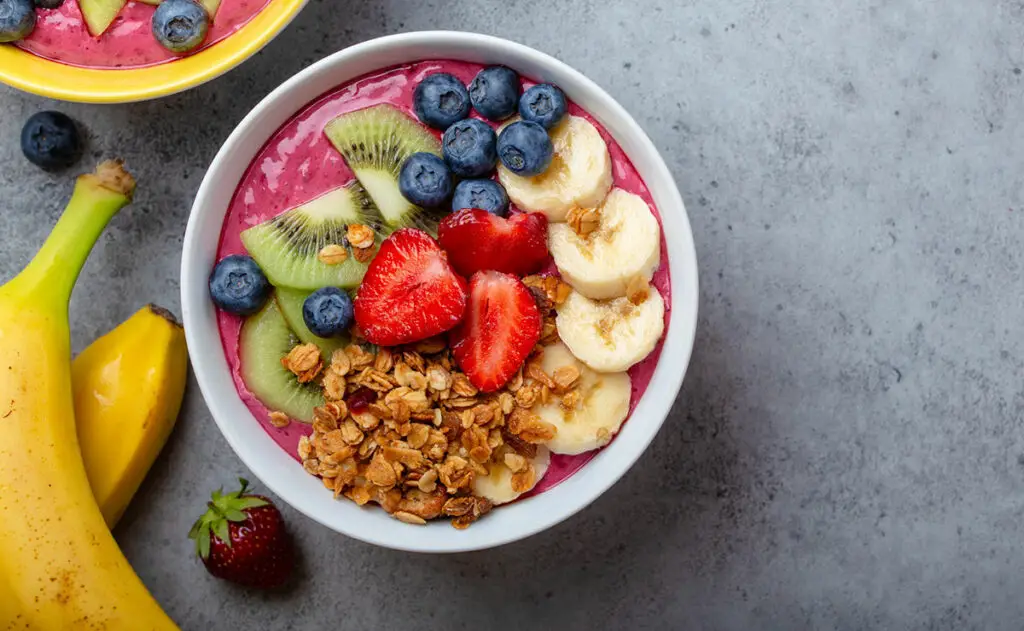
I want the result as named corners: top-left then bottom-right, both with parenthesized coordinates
top-left (0, 0), bottom-right (308, 103)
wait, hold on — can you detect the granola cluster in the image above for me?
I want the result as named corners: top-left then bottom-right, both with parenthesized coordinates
top-left (567, 205), bottom-right (601, 238)
top-left (316, 223), bottom-right (378, 266)
top-left (274, 277), bottom-right (577, 528)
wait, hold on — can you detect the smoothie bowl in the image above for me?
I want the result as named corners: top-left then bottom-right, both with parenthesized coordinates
top-left (182, 31), bottom-right (699, 552)
top-left (0, 0), bottom-right (306, 102)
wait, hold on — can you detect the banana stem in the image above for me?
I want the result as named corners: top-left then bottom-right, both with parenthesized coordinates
top-left (3, 161), bottom-right (136, 307)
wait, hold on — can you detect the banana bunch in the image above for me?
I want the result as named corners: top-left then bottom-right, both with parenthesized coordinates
top-left (0, 162), bottom-right (182, 629)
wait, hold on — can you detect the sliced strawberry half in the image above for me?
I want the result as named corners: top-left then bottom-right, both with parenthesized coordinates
top-left (450, 270), bottom-right (542, 392)
top-left (354, 228), bottom-right (468, 346)
top-left (437, 209), bottom-right (549, 278)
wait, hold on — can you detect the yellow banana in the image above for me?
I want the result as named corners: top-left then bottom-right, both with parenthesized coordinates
top-left (0, 161), bottom-right (178, 630)
top-left (72, 304), bottom-right (188, 528)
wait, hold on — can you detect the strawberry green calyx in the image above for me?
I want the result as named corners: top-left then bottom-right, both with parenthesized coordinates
top-left (188, 478), bottom-right (269, 560)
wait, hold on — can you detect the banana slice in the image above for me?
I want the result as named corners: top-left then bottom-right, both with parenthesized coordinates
top-left (534, 343), bottom-right (631, 455)
top-left (472, 446), bottom-right (551, 505)
top-left (548, 188), bottom-right (661, 299)
top-left (497, 116), bottom-right (613, 222)
top-left (556, 289), bottom-right (665, 373)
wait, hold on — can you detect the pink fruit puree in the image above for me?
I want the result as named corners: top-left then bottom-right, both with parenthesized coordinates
top-left (15, 0), bottom-right (271, 69)
top-left (215, 60), bottom-right (672, 498)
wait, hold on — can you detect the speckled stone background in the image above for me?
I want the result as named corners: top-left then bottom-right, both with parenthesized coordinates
top-left (1, 0), bottom-right (1023, 628)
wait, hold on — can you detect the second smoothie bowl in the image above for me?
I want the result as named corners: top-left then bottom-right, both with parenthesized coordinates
top-left (0, 0), bottom-right (306, 102)
top-left (182, 31), bottom-right (699, 552)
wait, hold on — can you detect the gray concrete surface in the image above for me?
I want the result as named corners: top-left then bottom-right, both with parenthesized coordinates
top-left (1, 0), bottom-right (1022, 628)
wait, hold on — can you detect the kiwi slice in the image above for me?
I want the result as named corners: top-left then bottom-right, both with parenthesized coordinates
top-left (239, 300), bottom-right (324, 423)
top-left (240, 183), bottom-right (379, 290)
top-left (274, 287), bottom-right (349, 359)
top-left (324, 104), bottom-right (448, 236)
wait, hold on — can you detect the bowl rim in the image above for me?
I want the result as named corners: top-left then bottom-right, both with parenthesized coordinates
top-left (181, 31), bottom-right (700, 552)
top-left (0, 0), bottom-right (308, 103)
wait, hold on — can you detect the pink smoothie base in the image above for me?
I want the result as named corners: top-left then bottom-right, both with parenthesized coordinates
top-left (214, 60), bottom-right (672, 498)
top-left (15, 0), bottom-right (270, 69)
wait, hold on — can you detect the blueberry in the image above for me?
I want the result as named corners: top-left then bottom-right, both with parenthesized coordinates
top-left (519, 84), bottom-right (568, 130)
top-left (442, 119), bottom-right (497, 178)
top-left (469, 66), bottom-right (521, 121)
top-left (413, 73), bottom-right (471, 130)
top-left (497, 121), bottom-right (553, 177)
top-left (33, 0), bottom-right (64, 8)
top-left (0, 0), bottom-right (35, 43)
top-left (21, 111), bottom-right (82, 172)
top-left (302, 287), bottom-right (353, 338)
top-left (399, 152), bottom-right (454, 208)
top-left (452, 179), bottom-right (509, 217)
top-left (209, 255), bottom-right (271, 316)
top-left (152, 0), bottom-right (208, 54)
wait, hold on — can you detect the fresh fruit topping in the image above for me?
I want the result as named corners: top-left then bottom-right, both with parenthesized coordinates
top-left (555, 288), bottom-right (665, 373)
top-left (78, 0), bottom-right (125, 35)
top-left (437, 209), bottom-right (548, 278)
top-left (549, 189), bottom-right (661, 299)
top-left (498, 115), bottom-right (612, 221)
top-left (472, 445), bottom-right (550, 504)
top-left (34, 0), bottom-right (64, 8)
top-left (275, 287), bottom-right (348, 357)
top-left (451, 178), bottom-right (509, 216)
top-left (21, 111), bottom-right (82, 172)
top-left (240, 301), bottom-right (324, 422)
top-left (345, 385), bottom-right (378, 413)
top-left (302, 287), bottom-right (353, 338)
top-left (0, 0), bottom-right (33, 42)
top-left (0, 0), bottom-right (34, 41)
top-left (189, 479), bottom-right (294, 590)
top-left (354, 229), bottom-right (468, 346)
top-left (450, 271), bottom-right (542, 392)
top-left (209, 254), bottom-right (271, 316)
top-left (442, 118), bottom-right (497, 178)
top-left (240, 183), bottom-right (378, 290)
top-left (413, 72), bottom-right (471, 130)
top-left (519, 84), bottom-right (568, 129)
top-left (497, 121), bottom-right (553, 177)
top-left (469, 66), bottom-right (521, 121)
top-left (139, 0), bottom-right (223, 21)
top-left (198, 0), bottom-right (220, 15)
top-left (152, 0), bottom-right (209, 53)
top-left (398, 152), bottom-right (454, 208)
top-left (324, 105), bottom-right (449, 234)
top-left (531, 343), bottom-right (631, 454)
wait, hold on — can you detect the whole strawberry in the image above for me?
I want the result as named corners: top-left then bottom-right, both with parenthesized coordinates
top-left (188, 478), bottom-right (294, 589)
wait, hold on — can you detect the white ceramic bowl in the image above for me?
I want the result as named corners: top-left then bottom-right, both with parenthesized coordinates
top-left (181, 31), bottom-right (699, 553)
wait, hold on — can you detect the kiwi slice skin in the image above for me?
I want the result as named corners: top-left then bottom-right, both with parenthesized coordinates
top-left (324, 104), bottom-right (451, 236)
top-left (275, 287), bottom-right (349, 359)
top-left (241, 183), bottom-right (378, 291)
top-left (239, 300), bottom-right (324, 423)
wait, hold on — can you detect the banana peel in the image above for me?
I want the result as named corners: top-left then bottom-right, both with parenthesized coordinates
top-left (72, 304), bottom-right (188, 528)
